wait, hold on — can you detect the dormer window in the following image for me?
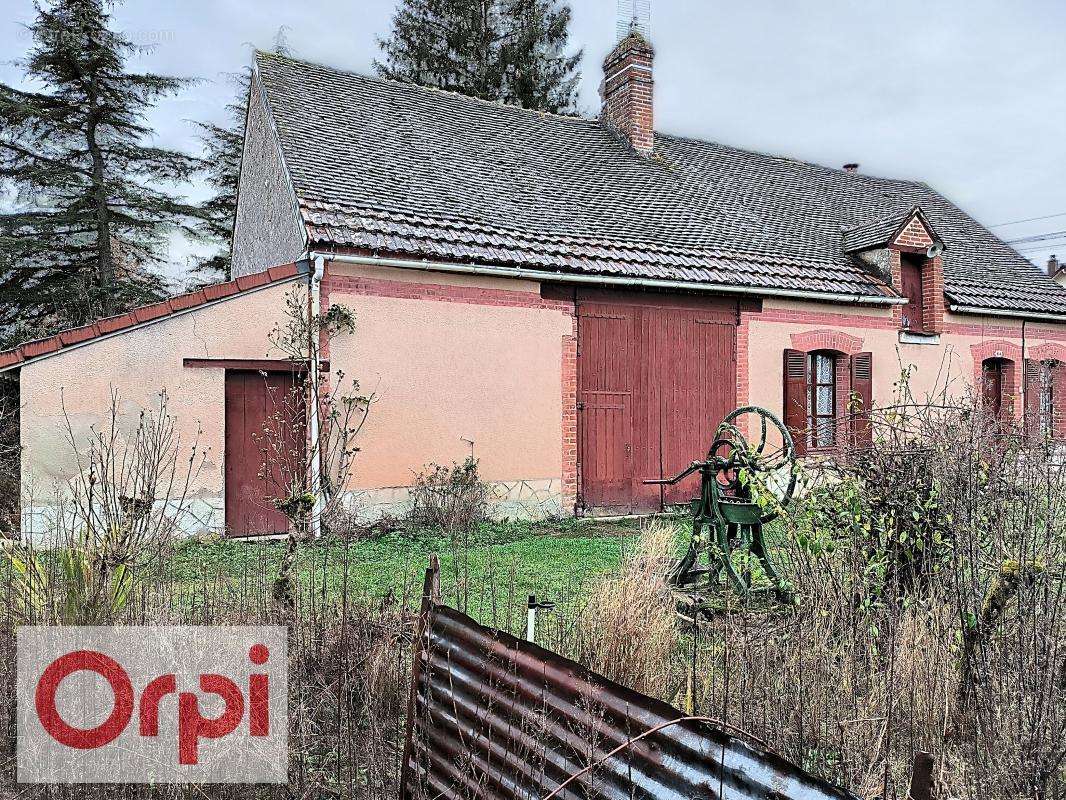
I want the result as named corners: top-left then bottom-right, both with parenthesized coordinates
top-left (842, 207), bottom-right (945, 338)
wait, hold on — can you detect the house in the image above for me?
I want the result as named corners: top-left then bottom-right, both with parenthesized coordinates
top-left (5, 32), bottom-right (1066, 535)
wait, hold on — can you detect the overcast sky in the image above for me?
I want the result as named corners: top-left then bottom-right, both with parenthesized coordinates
top-left (3, 0), bottom-right (1065, 285)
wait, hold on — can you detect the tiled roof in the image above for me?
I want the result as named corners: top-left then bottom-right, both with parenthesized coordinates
top-left (0, 264), bottom-right (304, 372)
top-left (842, 207), bottom-right (939, 253)
top-left (255, 52), bottom-right (1066, 317)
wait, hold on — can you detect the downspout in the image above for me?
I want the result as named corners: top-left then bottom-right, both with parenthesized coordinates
top-left (309, 254), bottom-right (325, 539)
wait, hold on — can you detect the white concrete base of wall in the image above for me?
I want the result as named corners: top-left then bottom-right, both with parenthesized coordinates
top-left (338, 477), bottom-right (565, 524)
top-left (19, 477), bottom-right (566, 542)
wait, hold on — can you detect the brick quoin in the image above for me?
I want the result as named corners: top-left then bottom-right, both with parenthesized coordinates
top-left (736, 311), bottom-right (752, 408)
top-left (560, 311), bottom-right (578, 511)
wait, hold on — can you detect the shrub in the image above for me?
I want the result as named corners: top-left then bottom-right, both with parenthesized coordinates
top-left (409, 457), bottom-right (488, 533)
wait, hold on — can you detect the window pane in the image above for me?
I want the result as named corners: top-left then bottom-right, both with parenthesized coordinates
top-left (814, 419), bottom-right (835, 448)
top-left (816, 354), bottom-right (834, 383)
top-left (817, 386), bottom-right (833, 415)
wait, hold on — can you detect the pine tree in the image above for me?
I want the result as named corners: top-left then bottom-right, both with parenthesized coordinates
top-left (188, 82), bottom-right (244, 287)
top-left (374, 0), bottom-right (580, 113)
top-left (500, 0), bottom-right (582, 113)
top-left (0, 0), bottom-right (204, 341)
top-left (189, 28), bottom-right (295, 288)
top-left (374, 0), bottom-right (504, 102)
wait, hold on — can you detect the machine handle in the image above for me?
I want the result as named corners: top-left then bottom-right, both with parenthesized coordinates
top-left (642, 461), bottom-right (703, 486)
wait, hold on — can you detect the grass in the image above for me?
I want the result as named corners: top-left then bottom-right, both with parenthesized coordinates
top-left (169, 516), bottom-right (651, 624)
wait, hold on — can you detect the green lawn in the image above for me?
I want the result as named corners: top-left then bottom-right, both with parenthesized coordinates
top-left (169, 516), bottom-right (650, 621)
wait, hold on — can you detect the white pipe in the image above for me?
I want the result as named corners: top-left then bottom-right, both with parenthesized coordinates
top-left (309, 255), bottom-right (325, 539)
top-left (526, 596), bottom-right (537, 642)
top-left (311, 251), bottom-right (907, 307)
top-left (948, 304), bottom-right (1066, 324)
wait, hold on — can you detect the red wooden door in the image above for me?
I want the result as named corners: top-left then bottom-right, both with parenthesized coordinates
top-left (901, 259), bottom-right (925, 332)
top-left (577, 292), bottom-right (737, 512)
top-left (225, 370), bottom-right (306, 536)
top-left (577, 305), bottom-right (637, 510)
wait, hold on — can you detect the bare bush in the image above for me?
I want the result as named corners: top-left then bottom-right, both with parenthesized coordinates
top-left (4, 389), bottom-right (204, 624)
top-left (409, 457), bottom-right (488, 533)
top-left (688, 387), bottom-right (1066, 799)
top-left (261, 287), bottom-right (374, 612)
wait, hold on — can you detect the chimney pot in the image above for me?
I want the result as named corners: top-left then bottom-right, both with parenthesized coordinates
top-left (843, 163), bottom-right (860, 173)
top-left (600, 31), bottom-right (655, 154)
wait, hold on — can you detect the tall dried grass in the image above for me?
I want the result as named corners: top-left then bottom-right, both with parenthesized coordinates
top-left (574, 518), bottom-right (678, 698)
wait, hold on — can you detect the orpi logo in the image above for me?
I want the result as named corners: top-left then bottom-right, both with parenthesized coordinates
top-left (17, 626), bottom-right (287, 784)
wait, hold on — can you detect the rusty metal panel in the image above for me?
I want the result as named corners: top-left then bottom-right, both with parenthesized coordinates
top-left (403, 600), bottom-right (860, 800)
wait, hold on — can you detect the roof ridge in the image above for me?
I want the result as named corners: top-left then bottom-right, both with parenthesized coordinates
top-left (254, 50), bottom-right (596, 127)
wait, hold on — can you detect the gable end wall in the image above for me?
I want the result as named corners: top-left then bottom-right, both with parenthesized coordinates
top-left (231, 73), bottom-right (306, 277)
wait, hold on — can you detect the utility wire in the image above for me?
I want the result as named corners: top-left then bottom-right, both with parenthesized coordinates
top-left (990, 211), bottom-right (1066, 227)
top-left (1005, 229), bottom-right (1066, 245)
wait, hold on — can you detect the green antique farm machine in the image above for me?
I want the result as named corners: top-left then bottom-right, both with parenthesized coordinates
top-left (645, 406), bottom-right (798, 605)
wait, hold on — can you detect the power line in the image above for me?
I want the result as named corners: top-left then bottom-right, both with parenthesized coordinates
top-left (990, 211), bottom-right (1066, 228)
top-left (1005, 229), bottom-right (1066, 245)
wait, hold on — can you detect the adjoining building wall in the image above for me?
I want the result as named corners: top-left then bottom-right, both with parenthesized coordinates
top-left (18, 280), bottom-right (299, 539)
top-left (323, 261), bottom-right (575, 520)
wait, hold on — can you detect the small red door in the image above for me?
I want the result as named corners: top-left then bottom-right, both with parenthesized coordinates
top-left (577, 306), bottom-right (636, 510)
top-left (225, 370), bottom-right (306, 536)
top-left (901, 259), bottom-right (925, 332)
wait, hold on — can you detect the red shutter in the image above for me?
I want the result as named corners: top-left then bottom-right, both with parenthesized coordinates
top-left (1024, 359), bottom-right (1041, 436)
top-left (783, 349), bottom-right (808, 457)
top-left (851, 352), bottom-right (873, 448)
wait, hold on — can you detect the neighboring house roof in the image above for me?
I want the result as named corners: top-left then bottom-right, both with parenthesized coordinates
top-left (254, 51), bottom-right (1066, 317)
top-left (0, 263), bottom-right (305, 373)
top-left (842, 206), bottom-right (941, 253)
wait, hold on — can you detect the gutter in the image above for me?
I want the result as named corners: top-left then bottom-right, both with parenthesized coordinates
top-left (308, 255), bottom-right (325, 540)
top-left (948, 304), bottom-right (1066, 325)
top-left (308, 251), bottom-right (907, 307)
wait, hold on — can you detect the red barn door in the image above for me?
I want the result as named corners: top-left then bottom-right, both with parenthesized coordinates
top-left (576, 291), bottom-right (737, 513)
top-left (577, 304), bottom-right (638, 509)
top-left (224, 370), bottom-right (306, 536)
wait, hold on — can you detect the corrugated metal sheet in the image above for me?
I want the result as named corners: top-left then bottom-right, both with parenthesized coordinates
top-left (402, 568), bottom-right (860, 800)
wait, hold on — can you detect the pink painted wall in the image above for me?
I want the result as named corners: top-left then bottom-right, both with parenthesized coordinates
top-left (19, 280), bottom-right (299, 502)
top-left (745, 297), bottom-right (1066, 422)
top-left (324, 262), bottom-right (573, 490)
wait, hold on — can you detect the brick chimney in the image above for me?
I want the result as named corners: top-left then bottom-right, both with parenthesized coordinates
top-left (600, 30), bottom-right (654, 154)
top-left (1049, 254), bottom-right (1060, 276)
